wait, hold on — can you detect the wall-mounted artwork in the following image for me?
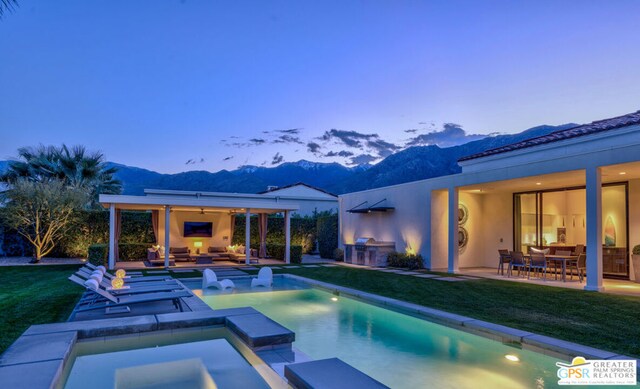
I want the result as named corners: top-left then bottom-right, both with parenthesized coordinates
top-left (458, 204), bottom-right (469, 225)
top-left (604, 215), bottom-right (616, 246)
top-left (458, 226), bottom-right (468, 252)
top-left (557, 227), bottom-right (566, 244)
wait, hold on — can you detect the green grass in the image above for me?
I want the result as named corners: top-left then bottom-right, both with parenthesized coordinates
top-left (0, 265), bottom-right (83, 353)
top-left (265, 266), bottom-right (640, 358)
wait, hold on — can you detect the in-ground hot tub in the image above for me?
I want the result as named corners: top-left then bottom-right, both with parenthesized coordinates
top-left (60, 327), bottom-right (285, 389)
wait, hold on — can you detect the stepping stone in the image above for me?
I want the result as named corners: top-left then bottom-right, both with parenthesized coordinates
top-left (237, 266), bottom-right (258, 271)
top-left (459, 276), bottom-right (481, 280)
top-left (377, 269), bottom-right (402, 273)
top-left (433, 277), bottom-right (467, 282)
top-left (171, 269), bottom-right (195, 273)
top-left (283, 265), bottom-right (300, 268)
top-left (302, 265), bottom-right (320, 268)
top-left (147, 271), bottom-right (169, 274)
top-left (414, 274), bottom-right (439, 279)
top-left (396, 271), bottom-right (422, 275)
top-left (268, 266), bottom-right (282, 269)
top-left (322, 264), bottom-right (337, 267)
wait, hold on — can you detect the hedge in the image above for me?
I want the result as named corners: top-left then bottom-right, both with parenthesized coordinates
top-left (87, 242), bottom-right (152, 266)
top-left (0, 209), bottom-right (154, 258)
top-left (266, 243), bottom-right (303, 264)
top-left (232, 215), bottom-right (316, 253)
top-left (387, 252), bottom-right (424, 270)
top-left (316, 215), bottom-right (338, 259)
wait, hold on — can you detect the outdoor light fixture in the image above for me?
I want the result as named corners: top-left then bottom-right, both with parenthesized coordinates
top-left (115, 269), bottom-right (126, 278)
top-left (505, 354), bottom-right (520, 362)
top-left (194, 241), bottom-right (203, 254)
top-left (111, 277), bottom-right (124, 290)
top-left (331, 297), bottom-right (338, 302)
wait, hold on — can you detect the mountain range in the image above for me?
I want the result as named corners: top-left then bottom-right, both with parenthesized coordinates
top-left (0, 123), bottom-right (576, 195)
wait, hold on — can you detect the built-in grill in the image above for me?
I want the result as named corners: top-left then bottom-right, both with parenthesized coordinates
top-left (355, 237), bottom-right (375, 251)
top-left (344, 237), bottom-right (396, 267)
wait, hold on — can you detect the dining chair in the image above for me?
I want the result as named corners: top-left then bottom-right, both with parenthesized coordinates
top-left (573, 244), bottom-right (585, 256)
top-left (507, 251), bottom-right (527, 278)
top-left (568, 253), bottom-right (587, 282)
top-left (528, 252), bottom-right (548, 280)
top-left (497, 249), bottom-right (511, 275)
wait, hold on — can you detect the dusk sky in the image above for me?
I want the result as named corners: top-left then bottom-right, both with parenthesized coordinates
top-left (1, 0), bottom-right (639, 173)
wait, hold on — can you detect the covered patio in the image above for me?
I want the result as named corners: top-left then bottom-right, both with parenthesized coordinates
top-left (99, 190), bottom-right (300, 269)
top-left (433, 160), bottom-right (640, 292)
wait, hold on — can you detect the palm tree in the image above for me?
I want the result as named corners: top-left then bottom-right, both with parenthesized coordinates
top-left (1, 144), bottom-right (122, 206)
top-left (0, 0), bottom-right (18, 19)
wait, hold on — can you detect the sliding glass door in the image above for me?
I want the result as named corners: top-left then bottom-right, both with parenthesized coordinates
top-left (513, 183), bottom-right (629, 279)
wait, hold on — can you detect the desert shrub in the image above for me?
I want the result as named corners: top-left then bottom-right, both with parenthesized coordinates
top-left (316, 214), bottom-right (338, 259)
top-left (333, 248), bottom-right (344, 261)
top-left (266, 243), bottom-right (303, 264)
top-left (633, 245), bottom-right (640, 255)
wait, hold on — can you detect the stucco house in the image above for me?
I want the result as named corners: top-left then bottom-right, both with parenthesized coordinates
top-left (339, 110), bottom-right (640, 292)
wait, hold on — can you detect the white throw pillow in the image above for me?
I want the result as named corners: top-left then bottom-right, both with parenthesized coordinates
top-left (158, 246), bottom-right (165, 256)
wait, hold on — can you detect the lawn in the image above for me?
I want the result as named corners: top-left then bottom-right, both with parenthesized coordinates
top-left (0, 265), bottom-right (83, 354)
top-left (261, 266), bottom-right (640, 358)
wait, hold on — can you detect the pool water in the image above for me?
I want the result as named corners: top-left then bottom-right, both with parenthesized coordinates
top-left (196, 280), bottom-right (579, 389)
top-left (62, 328), bottom-right (283, 389)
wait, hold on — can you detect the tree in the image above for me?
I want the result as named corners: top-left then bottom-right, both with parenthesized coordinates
top-left (1, 144), bottom-right (122, 207)
top-left (2, 179), bottom-right (87, 262)
top-left (0, 0), bottom-right (18, 19)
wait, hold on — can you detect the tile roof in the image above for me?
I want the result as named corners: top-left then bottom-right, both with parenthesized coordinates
top-left (458, 110), bottom-right (640, 162)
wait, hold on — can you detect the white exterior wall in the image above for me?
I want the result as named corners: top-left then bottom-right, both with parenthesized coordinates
top-left (340, 183), bottom-right (431, 260)
top-left (264, 185), bottom-right (338, 216)
top-left (157, 211), bottom-right (232, 252)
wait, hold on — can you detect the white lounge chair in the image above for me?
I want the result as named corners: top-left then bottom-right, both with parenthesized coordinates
top-left (251, 267), bottom-right (273, 288)
top-left (202, 269), bottom-right (235, 290)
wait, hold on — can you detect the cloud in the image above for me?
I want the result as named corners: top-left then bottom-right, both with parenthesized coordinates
top-left (348, 154), bottom-right (378, 166)
top-left (320, 129), bottom-right (378, 148)
top-left (223, 156), bottom-right (233, 161)
top-left (249, 138), bottom-right (266, 145)
top-left (325, 150), bottom-right (354, 158)
top-left (185, 158), bottom-right (205, 165)
top-left (271, 152), bottom-right (284, 165)
top-left (404, 129), bottom-right (418, 134)
top-left (277, 128), bottom-right (301, 134)
top-left (406, 123), bottom-right (487, 147)
top-left (366, 139), bottom-right (400, 158)
top-left (306, 142), bottom-right (322, 154)
top-left (273, 134), bottom-right (304, 145)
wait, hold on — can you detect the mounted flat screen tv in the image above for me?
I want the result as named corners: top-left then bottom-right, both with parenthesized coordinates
top-left (183, 222), bottom-right (213, 238)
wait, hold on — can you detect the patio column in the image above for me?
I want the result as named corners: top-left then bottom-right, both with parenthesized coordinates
top-left (285, 210), bottom-right (291, 264)
top-left (108, 203), bottom-right (115, 270)
top-left (585, 166), bottom-right (604, 291)
top-left (245, 209), bottom-right (251, 265)
top-left (164, 206), bottom-right (171, 268)
top-left (447, 186), bottom-right (459, 273)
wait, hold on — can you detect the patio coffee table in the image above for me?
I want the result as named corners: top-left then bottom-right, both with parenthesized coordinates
top-left (195, 254), bottom-right (219, 264)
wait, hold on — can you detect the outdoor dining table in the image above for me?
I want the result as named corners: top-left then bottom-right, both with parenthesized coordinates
top-left (545, 254), bottom-right (578, 282)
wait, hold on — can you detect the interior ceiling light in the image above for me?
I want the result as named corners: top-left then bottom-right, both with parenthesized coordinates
top-left (619, 172), bottom-right (627, 175)
top-left (536, 182), bottom-right (542, 185)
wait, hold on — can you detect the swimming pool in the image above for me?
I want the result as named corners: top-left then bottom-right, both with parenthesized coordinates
top-left (194, 277), bottom-right (565, 389)
top-left (61, 327), bottom-right (287, 389)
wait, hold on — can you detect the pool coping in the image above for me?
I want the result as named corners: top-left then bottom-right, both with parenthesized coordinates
top-left (0, 307), bottom-right (295, 388)
top-left (280, 274), bottom-right (639, 370)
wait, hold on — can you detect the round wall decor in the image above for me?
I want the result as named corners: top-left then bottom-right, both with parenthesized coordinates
top-left (458, 226), bottom-right (469, 251)
top-left (458, 203), bottom-right (469, 225)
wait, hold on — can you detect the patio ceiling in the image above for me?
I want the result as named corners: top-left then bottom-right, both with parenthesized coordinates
top-left (459, 161), bottom-right (640, 194)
